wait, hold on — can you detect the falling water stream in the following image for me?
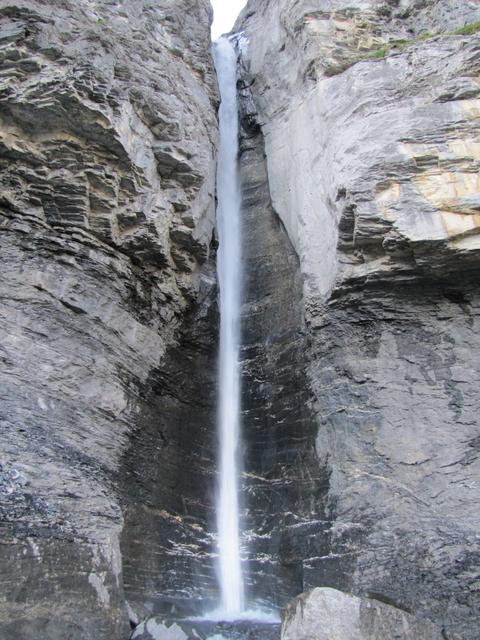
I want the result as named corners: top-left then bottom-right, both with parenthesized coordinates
top-left (213, 36), bottom-right (245, 619)
top-left (204, 37), bottom-right (279, 630)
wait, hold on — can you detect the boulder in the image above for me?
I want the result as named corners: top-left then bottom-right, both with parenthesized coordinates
top-left (130, 618), bottom-right (201, 640)
top-left (281, 588), bottom-right (459, 640)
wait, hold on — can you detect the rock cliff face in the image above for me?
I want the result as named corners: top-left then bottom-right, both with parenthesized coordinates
top-left (2, 0), bottom-right (480, 638)
top-left (236, 79), bottom-right (329, 609)
top-left (237, 0), bottom-right (480, 299)
top-left (235, 1), bottom-right (480, 638)
top-left (0, 1), bottom-right (218, 637)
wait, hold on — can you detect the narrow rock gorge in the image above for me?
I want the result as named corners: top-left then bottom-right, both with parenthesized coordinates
top-left (1, 0), bottom-right (480, 639)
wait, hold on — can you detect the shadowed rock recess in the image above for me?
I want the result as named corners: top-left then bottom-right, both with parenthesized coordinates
top-left (234, 0), bottom-right (480, 638)
top-left (236, 61), bottom-right (330, 610)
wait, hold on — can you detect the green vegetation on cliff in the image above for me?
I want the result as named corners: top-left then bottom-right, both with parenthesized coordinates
top-left (355, 20), bottom-right (480, 68)
top-left (453, 20), bottom-right (480, 36)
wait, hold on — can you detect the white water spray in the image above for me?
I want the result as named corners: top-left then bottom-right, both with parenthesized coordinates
top-left (213, 36), bottom-right (245, 618)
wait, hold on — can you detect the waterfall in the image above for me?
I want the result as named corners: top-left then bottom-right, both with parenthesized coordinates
top-left (213, 36), bottom-right (245, 618)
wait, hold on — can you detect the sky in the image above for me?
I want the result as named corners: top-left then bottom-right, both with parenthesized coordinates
top-left (211, 0), bottom-right (248, 40)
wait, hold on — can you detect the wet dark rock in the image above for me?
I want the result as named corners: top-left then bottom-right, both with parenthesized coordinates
top-left (119, 265), bottom-right (220, 621)
top-left (236, 52), bottom-right (329, 611)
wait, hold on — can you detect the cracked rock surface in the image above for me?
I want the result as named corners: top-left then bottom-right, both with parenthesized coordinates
top-left (0, 1), bottom-right (218, 637)
top-left (235, 1), bottom-right (480, 638)
top-left (281, 588), bottom-right (461, 640)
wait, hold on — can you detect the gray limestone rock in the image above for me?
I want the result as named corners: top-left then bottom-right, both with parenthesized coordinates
top-left (0, 0), bottom-right (218, 637)
top-left (235, 1), bottom-right (480, 638)
top-left (236, 0), bottom-right (480, 298)
top-left (131, 619), bottom-right (196, 640)
top-left (281, 588), bottom-right (458, 640)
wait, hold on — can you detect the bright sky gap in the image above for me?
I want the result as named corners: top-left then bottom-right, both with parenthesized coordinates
top-left (211, 0), bottom-right (248, 40)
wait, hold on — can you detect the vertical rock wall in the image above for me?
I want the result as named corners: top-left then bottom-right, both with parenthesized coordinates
top-left (237, 76), bottom-right (329, 610)
top-left (0, 1), bottom-right (218, 637)
top-left (119, 271), bottom-right (220, 621)
top-left (235, 1), bottom-right (480, 637)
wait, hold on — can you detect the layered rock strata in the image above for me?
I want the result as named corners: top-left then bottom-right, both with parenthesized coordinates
top-left (0, 0), bottom-right (218, 637)
top-left (235, 1), bottom-right (480, 637)
top-left (237, 0), bottom-right (480, 299)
